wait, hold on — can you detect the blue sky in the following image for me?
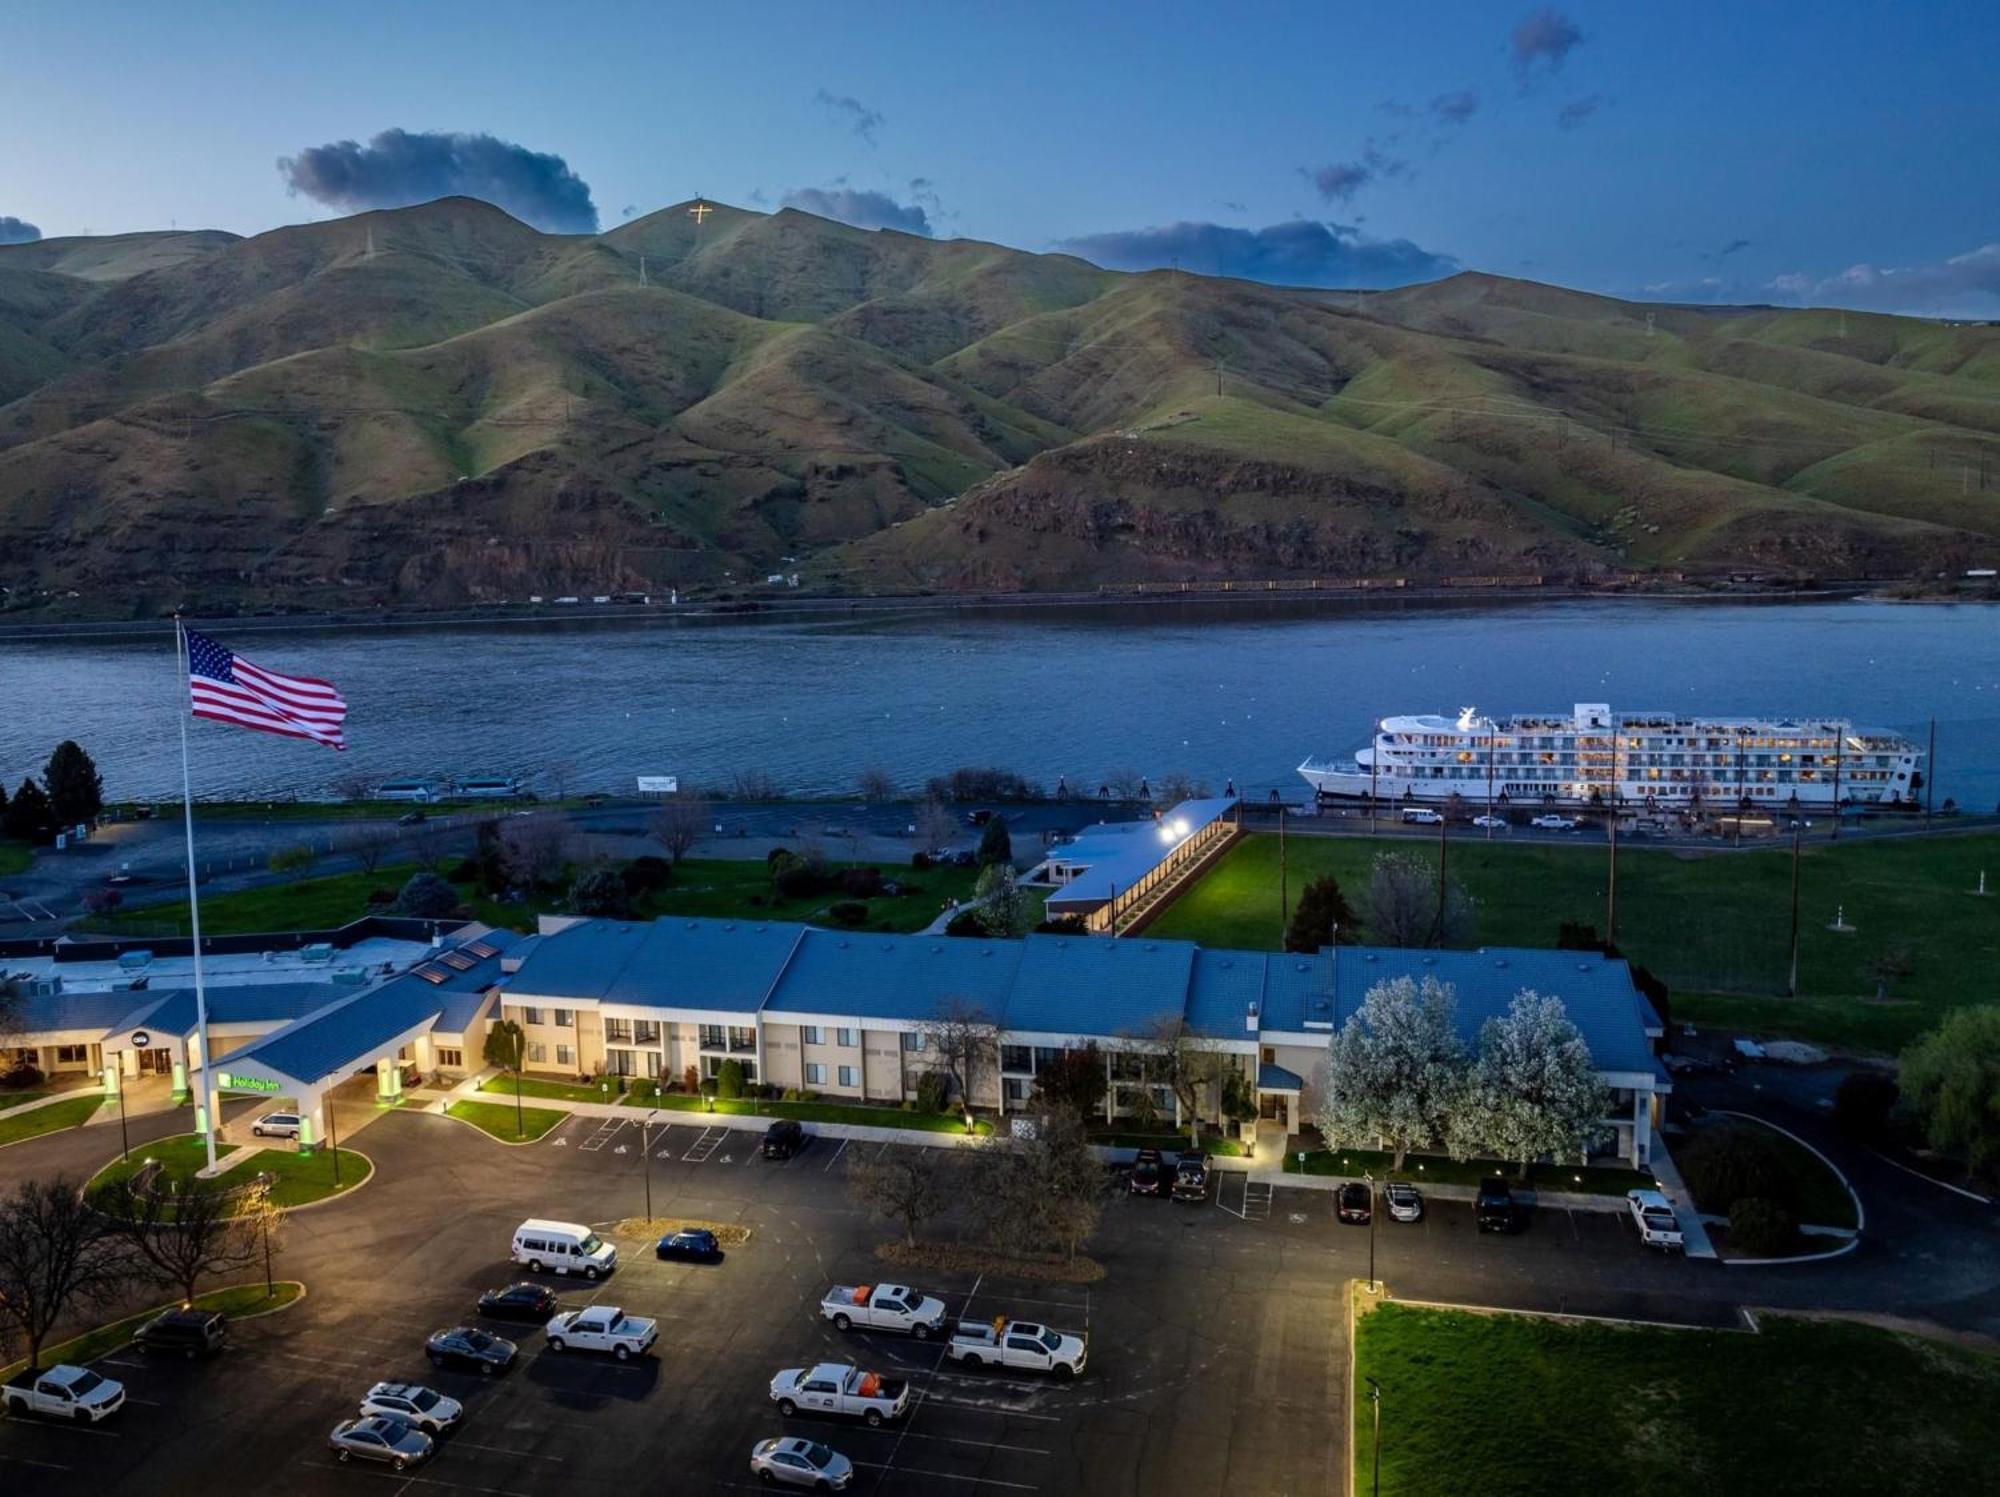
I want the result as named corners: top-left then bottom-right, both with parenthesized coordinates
top-left (4, 1), bottom-right (1997, 313)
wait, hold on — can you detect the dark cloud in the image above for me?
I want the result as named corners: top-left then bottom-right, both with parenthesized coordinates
top-left (1512, 7), bottom-right (1584, 87)
top-left (1301, 143), bottom-right (1410, 204)
top-left (1429, 89), bottom-right (1480, 126)
top-left (1376, 99), bottom-right (1417, 119)
top-left (1711, 238), bottom-right (1751, 261)
top-left (1222, 200), bottom-right (1246, 213)
top-left (620, 204), bottom-right (638, 219)
top-left (1556, 93), bottom-right (1607, 130)
top-left (780, 186), bottom-right (932, 235)
top-left (277, 128), bottom-right (598, 232)
top-left (747, 187), bottom-right (769, 204)
top-left (814, 89), bottom-right (884, 147)
top-left (0, 216), bottom-right (41, 244)
top-left (1054, 219), bottom-right (1458, 289)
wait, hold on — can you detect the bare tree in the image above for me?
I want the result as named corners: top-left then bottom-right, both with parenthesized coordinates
top-left (730, 770), bottom-right (784, 803)
top-left (1103, 768), bottom-right (1145, 802)
top-left (502, 814), bottom-right (570, 889)
top-left (1127, 1015), bottom-right (1233, 1146)
top-left (0, 1175), bottom-right (129, 1372)
top-left (1153, 772), bottom-right (1211, 807)
top-left (914, 795), bottom-right (956, 856)
top-left (977, 1109), bottom-right (1107, 1261)
top-left (916, 998), bottom-right (1001, 1133)
top-left (330, 772), bottom-right (374, 804)
top-left (1366, 851), bottom-right (1476, 948)
top-left (338, 823), bottom-right (397, 877)
top-left (650, 796), bottom-right (710, 865)
top-left (99, 1174), bottom-right (260, 1307)
top-left (848, 1149), bottom-right (958, 1247)
top-left (0, 974), bottom-right (22, 1043)
top-left (856, 767), bottom-right (897, 803)
top-left (545, 758), bottom-right (579, 802)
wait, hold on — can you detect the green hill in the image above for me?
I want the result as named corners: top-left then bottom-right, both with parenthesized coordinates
top-left (2, 206), bottom-right (1996, 617)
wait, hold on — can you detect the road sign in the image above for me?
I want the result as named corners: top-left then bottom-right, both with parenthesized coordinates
top-left (636, 776), bottom-right (679, 794)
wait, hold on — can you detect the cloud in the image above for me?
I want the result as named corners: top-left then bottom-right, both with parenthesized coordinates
top-left (1767, 243), bottom-right (2000, 317)
top-left (780, 186), bottom-right (932, 235)
top-left (277, 128), bottom-right (598, 232)
top-left (1222, 200), bottom-right (1246, 213)
top-left (1301, 143), bottom-right (1411, 204)
top-left (1512, 7), bottom-right (1584, 87)
top-left (814, 89), bottom-right (884, 146)
top-left (0, 215), bottom-right (41, 244)
top-left (620, 204), bottom-right (638, 219)
top-left (1556, 93), bottom-right (1607, 130)
top-left (1429, 89), bottom-right (1480, 126)
top-left (1711, 238), bottom-right (1751, 261)
top-left (1054, 218), bottom-right (1458, 289)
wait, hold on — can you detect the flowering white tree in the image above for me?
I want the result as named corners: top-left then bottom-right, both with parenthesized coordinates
top-left (1311, 976), bottom-right (1468, 1169)
top-left (1465, 990), bottom-right (1611, 1172)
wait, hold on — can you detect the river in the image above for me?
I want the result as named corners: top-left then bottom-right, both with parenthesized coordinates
top-left (0, 599), bottom-right (1996, 807)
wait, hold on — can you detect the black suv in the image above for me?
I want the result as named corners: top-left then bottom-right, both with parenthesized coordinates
top-left (134, 1307), bottom-right (226, 1360)
top-left (762, 1119), bottom-right (807, 1159)
top-left (1127, 1149), bottom-right (1169, 1197)
top-left (1337, 1182), bottom-right (1372, 1225)
top-left (1475, 1176), bottom-right (1521, 1234)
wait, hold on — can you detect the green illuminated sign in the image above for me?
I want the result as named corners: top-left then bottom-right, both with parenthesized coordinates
top-left (217, 1072), bottom-right (282, 1094)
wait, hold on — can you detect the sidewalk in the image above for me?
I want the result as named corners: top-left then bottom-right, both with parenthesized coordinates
top-left (1649, 1137), bottom-right (1719, 1259)
top-left (0, 1087), bottom-right (106, 1122)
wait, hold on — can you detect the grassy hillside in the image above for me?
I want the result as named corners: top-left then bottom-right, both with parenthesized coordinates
top-left (3, 206), bottom-right (1998, 616)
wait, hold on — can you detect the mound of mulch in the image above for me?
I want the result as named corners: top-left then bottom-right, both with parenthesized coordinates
top-left (875, 1239), bottom-right (1105, 1283)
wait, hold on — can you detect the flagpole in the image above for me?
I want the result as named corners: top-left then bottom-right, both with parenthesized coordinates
top-left (176, 617), bottom-right (220, 1174)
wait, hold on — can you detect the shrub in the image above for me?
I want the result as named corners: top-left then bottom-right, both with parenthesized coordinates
top-left (828, 900), bottom-right (868, 926)
top-left (925, 767), bottom-right (1039, 802)
top-left (628, 1078), bottom-right (658, 1102)
top-left (268, 843), bottom-right (317, 875)
top-left (1832, 1071), bottom-right (1900, 1144)
top-left (1727, 1197), bottom-right (1799, 1257)
top-left (1, 1062), bottom-right (45, 1090)
top-left (916, 1070), bottom-right (951, 1114)
top-left (1035, 915), bottom-right (1087, 934)
top-left (81, 887), bottom-right (123, 916)
top-left (716, 1059), bottom-right (746, 1101)
top-left (911, 851), bottom-right (934, 871)
top-left (447, 858), bottom-right (481, 883)
top-left (366, 886), bottom-right (398, 906)
top-left (766, 846), bottom-right (796, 872)
top-left (568, 867), bottom-right (633, 918)
top-left (944, 909), bottom-right (987, 938)
top-left (683, 1065), bottom-right (699, 1093)
top-left (900, 1099), bottom-right (917, 1112)
top-left (1679, 1123), bottom-right (1794, 1214)
top-left (838, 866), bottom-right (884, 897)
top-left (622, 855), bottom-right (673, 895)
top-left (395, 871), bottom-right (460, 918)
top-left (775, 862), bottom-right (826, 900)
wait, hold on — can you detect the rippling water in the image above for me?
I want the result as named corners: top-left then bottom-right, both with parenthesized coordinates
top-left (1, 599), bottom-right (1995, 807)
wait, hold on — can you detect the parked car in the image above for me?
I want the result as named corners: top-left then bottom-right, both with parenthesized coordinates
top-left (1471, 814), bottom-right (1508, 830)
top-left (251, 1110), bottom-right (301, 1139)
top-left (965, 809), bottom-right (994, 826)
top-left (396, 810), bottom-right (427, 826)
top-left (769, 1363), bottom-right (910, 1427)
top-left (544, 1305), bottom-right (658, 1360)
top-left (1337, 1182), bottom-right (1372, 1225)
top-left (947, 1319), bottom-right (1087, 1378)
top-left (656, 1228), bottom-right (724, 1263)
top-left (1475, 1176), bottom-right (1522, 1234)
top-left (1171, 1150), bottom-right (1209, 1202)
top-left (329, 1415), bottom-right (433, 1471)
top-left (1127, 1148), bottom-right (1169, 1196)
top-left (358, 1382), bottom-right (462, 1435)
top-left (1529, 815), bottom-right (1578, 831)
top-left (476, 1282), bottom-right (558, 1323)
top-left (133, 1306), bottom-right (226, 1359)
top-left (820, 1284), bottom-right (948, 1338)
top-left (1626, 1188), bottom-right (1684, 1252)
top-left (1383, 1182), bottom-right (1424, 1222)
top-left (3, 1365), bottom-right (124, 1422)
top-left (750, 1435), bottom-right (854, 1490)
top-left (1400, 807), bottom-right (1445, 825)
top-left (425, 1326), bottom-right (517, 1375)
top-left (511, 1218), bottom-right (616, 1279)
top-left (763, 1119), bottom-right (807, 1159)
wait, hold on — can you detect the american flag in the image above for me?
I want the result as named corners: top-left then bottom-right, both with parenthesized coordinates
top-left (185, 629), bottom-right (348, 751)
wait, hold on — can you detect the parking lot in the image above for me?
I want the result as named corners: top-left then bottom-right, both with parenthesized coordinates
top-left (0, 1106), bottom-right (1829, 1495)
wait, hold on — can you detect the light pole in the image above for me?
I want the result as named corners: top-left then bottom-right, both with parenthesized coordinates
top-left (1364, 1169), bottom-right (1378, 1294)
top-left (643, 1110), bottom-right (655, 1223)
top-left (1365, 1376), bottom-right (1383, 1497)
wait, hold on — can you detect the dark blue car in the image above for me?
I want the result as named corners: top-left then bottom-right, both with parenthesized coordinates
top-left (656, 1228), bottom-right (724, 1263)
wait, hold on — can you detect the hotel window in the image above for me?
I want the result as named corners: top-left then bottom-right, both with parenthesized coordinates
top-left (838, 1065), bottom-right (858, 1088)
top-left (55, 1044), bottom-right (89, 1064)
top-left (901, 1032), bottom-right (925, 1052)
top-left (605, 1018), bottom-right (633, 1044)
top-left (556, 1044), bottom-right (574, 1068)
top-left (634, 1021), bottom-right (660, 1045)
top-left (836, 1028), bottom-right (856, 1047)
top-left (437, 1048), bottom-right (463, 1069)
top-left (644, 1051), bottom-right (661, 1079)
top-left (1003, 1077), bottom-right (1030, 1104)
top-left (805, 1063), bottom-right (826, 1086)
top-left (554, 1009), bottom-right (573, 1028)
top-left (527, 1042), bottom-right (548, 1064)
top-left (802, 1025), bottom-right (823, 1045)
top-left (1002, 1045), bottom-right (1033, 1073)
top-left (521, 1006), bottom-right (544, 1026)
top-left (699, 1025), bottom-right (727, 1050)
top-left (728, 1026), bottom-right (757, 1052)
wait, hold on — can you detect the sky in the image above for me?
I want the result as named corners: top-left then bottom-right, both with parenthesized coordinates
top-left (3, 1), bottom-right (1998, 315)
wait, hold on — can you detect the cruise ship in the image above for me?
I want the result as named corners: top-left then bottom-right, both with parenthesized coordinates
top-left (1298, 704), bottom-right (1922, 810)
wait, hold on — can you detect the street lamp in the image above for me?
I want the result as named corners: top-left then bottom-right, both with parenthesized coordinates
top-left (1364, 1376), bottom-right (1383, 1497)
top-left (642, 1110), bottom-right (655, 1224)
top-left (1363, 1169), bottom-right (1378, 1295)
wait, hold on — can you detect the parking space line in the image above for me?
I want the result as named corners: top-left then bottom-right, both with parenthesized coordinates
top-left (823, 1138), bottom-right (849, 1172)
top-left (854, 1459), bottom-right (1039, 1490)
top-left (448, 1441), bottom-right (566, 1464)
top-left (742, 1138), bottom-right (762, 1166)
top-left (916, 1392), bottom-right (1063, 1422)
top-left (895, 1430), bottom-right (1052, 1455)
top-left (579, 1118), bottom-right (626, 1153)
top-left (292, 1460), bottom-right (536, 1496)
top-left (0, 1453), bottom-right (72, 1471)
top-left (682, 1126), bottom-right (727, 1163)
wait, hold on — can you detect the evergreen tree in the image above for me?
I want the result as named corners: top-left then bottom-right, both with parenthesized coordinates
top-left (3, 778), bottom-right (53, 844)
top-left (40, 742), bottom-right (103, 827)
top-left (977, 814), bottom-right (1012, 866)
top-left (1284, 874), bottom-right (1359, 953)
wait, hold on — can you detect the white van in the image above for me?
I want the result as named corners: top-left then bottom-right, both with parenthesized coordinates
top-left (512, 1219), bottom-right (617, 1280)
top-left (1400, 807), bottom-right (1445, 825)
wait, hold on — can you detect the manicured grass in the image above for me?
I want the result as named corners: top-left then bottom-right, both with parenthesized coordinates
top-left (447, 1099), bottom-right (566, 1142)
top-left (79, 864), bottom-right (431, 936)
top-left (0, 1089), bottom-right (52, 1112)
top-left (481, 1075), bottom-right (621, 1105)
top-left (0, 1281), bottom-right (304, 1382)
top-left (1148, 830), bottom-right (2000, 1052)
top-left (616, 1090), bottom-right (995, 1135)
top-left (639, 858), bottom-right (982, 933)
top-left (0, 838), bottom-right (30, 877)
top-left (1284, 1145), bottom-right (1656, 1196)
top-left (1091, 1131), bottom-right (1250, 1158)
top-left (1353, 1301), bottom-right (2000, 1495)
top-left (0, 1094), bottom-right (104, 1148)
top-left (1684, 1115), bottom-right (1859, 1230)
top-left (85, 1132), bottom-right (371, 1209)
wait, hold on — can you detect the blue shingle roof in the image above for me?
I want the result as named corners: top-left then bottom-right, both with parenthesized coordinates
top-left (11, 988), bottom-right (158, 1037)
top-left (1259, 1061), bottom-right (1305, 1091)
top-left (766, 929), bottom-right (1021, 1021)
top-left (1004, 935), bottom-right (1194, 1036)
top-left (1044, 799), bottom-right (1238, 910)
top-left (1184, 949), bottom-right (1269, 1040)
top-left (227, 977), bottom-right (444, 1086)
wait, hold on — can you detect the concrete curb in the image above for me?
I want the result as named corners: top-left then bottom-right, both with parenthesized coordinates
top-left (1705, 1108), bottom-right (1866, 1264)
top-left (1868, 1149), bottom-right (1994, 1205)
top-left (82, 1136), bottom-right (376, 1218)
top-left (430, 1100), bottom-right (566, 1147)
top-left (1382, 1291), bottom-right (1755, 1334)
top-left (0, 1086), bottom-right (105, 1122)
top-left (0, 1097), bottom-right (109, 1152)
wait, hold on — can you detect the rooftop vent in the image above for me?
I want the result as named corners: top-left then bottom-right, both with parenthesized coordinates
top-left (1494, 959), bottom-right (1508, 969)
top-left (1421, 956), bottom-right (1436, 965)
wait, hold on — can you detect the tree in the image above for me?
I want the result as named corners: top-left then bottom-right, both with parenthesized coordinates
top-left (1153, 772), bottom-right (1210, 806)
top-left (978, 1108), bottom-right (1106, 1260)
top-left (914, 796), bottom-right (956, 857)
top-left (1221, 1067), bottom-right (1258, 1137)
top-left (467, 819), bottom-right (507, 894)
top-left (856, 767), bottom-right (896, 803)
top-left (1867, 946), bottom-right (1915, 1002)
top-left (338, 823), bottom-right (397, 876)
top-left (1900, 1007), bottom-right (2000, 1175)
top-left (395, 871), bottom-right (459, 918)
top-left (330, 772), bottom-right (373, 803)
top-left (917, 998), bottom-right (1000, 1133)
top-left (1313, 976), bottom-right (1467, 1169)
top-left (848, 1149), bottom-right (957, 1247)
top-left (977, 815), bottom-right (1012, 867)
top-left (716, 1058), bottom-right (746, 1100)
top-left (1366, 851), bottom-right (1476, 948)
top-left (484, 1019), bottom-right (527, 1137)
top-left (568, 866), bottom-right (633, 918)
top-left (100, 1174), bottom-right (259, 1307)
top-left (650, 795), bottom-right (710, 865)
top-left (41, 741), bottom-right (103, 827)
top-left (1465, 991), bottom-right (1611, 1172)
top-left (502, 814), bottom-right (570, 889)
top-left (1832, 1071), bottom-right (1900, 1145)
top-left (1727, 1197), bottom-right (1797, 1257)
top-left (3, 777), bottom-right (54, 844)
top-left (268, 843), bottom-right (316, 875)
top-left (1128, 1015), bottom-right (1231, 1146)
top-left (0, 1175), bottom-right (127, 1372)
top-left (1031, 1044), bottom-right (1107, 1118)
top-left (545, 757), bottom-right (578, 802)
top-left (1285, 873), bottom-right (1359, 953)
top-left (974, 864), bottom-right (1031, 938)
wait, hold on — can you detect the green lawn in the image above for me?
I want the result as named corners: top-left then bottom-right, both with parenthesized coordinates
top-left (0, 1094), bottom-right (104, 1149)
top-left (1684, 1115), bottom-right (1859, 1229)
top-left (1284, 1145), bottom-right (1656, 1195)
top-left (85, 1132), bottom-right (371, 1208)
top-left (616, 1090), bottom-right (995, 1135)
top-left (0, 839), bottom-right (30, 877)
top-left (0, 1089), bottom-right (52, 1112)
top-left (0, 1281), bottom-right (303, 1382)
top-left (1353, 1302), bottom-right (2000, 1495)
top-left (481, 1075), bottom-right (623, 1105)
top-left (1147, 830), bottom-right (2000, 1052)
top-left (447, 1099), bottom-right (566, 1142)
top-left (79, 863), bottom-right (432, 936)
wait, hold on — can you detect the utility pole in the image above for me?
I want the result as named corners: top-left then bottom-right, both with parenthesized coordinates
top-left (1787, 825), bottom-right (1802, 996)
top-left (1432, 812), bottom-right (1448, 948)
top-left (1831, 722), bottom-right (1844, 841)
top-left (1606, 802), bottom-right (1619, 945)
top-left (1926, 717), bottom-right (1937, 826)
top-left (1278, 806), bottom-right (1289, 939)
top-left (1214, 357), bottom-right (1224, 398)
top-left (1365, 1377), bottom-right (1383, 1497)
top-left (639, 252), bottom-right (647, 286)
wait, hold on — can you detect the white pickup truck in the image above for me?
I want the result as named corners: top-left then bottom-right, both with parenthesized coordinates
top-left (946, 1319), bottom-right (1087, 1379)
top-left (544, 1305), bottom-right (659, 1360)
top-left (820, 1283), bottom-right (948, 1339)
top-left (769, 1362), bottom-right (910, 1427)
top-left (3, 1365), bottom-right (126, 1422)
top-left (1626, 1189), bottom-right (1685, 1252)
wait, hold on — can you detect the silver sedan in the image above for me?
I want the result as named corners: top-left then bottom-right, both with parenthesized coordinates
top-left (329, 1415), bottom-right (434, 1471)
top-left (750, 1435), bottom-right (853, 1489)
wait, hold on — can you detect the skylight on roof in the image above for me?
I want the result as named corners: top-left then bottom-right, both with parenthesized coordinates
top-left (413, 964), bottom-right (451, 985)
top-left (439, 951), bottom-right (476, 971)
top-left (465, 941), bottom-right (499, 959)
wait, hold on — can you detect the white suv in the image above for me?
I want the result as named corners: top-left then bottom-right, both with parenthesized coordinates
top-left (1529, 815), bottom-right (1578, 830)
top-left (358, 1382), bottom-right (462, 1434)
top-left (1626, 1189), bottom-right (1683, 1251)
top-left (252, 1111), bottom-right (302, 1139)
